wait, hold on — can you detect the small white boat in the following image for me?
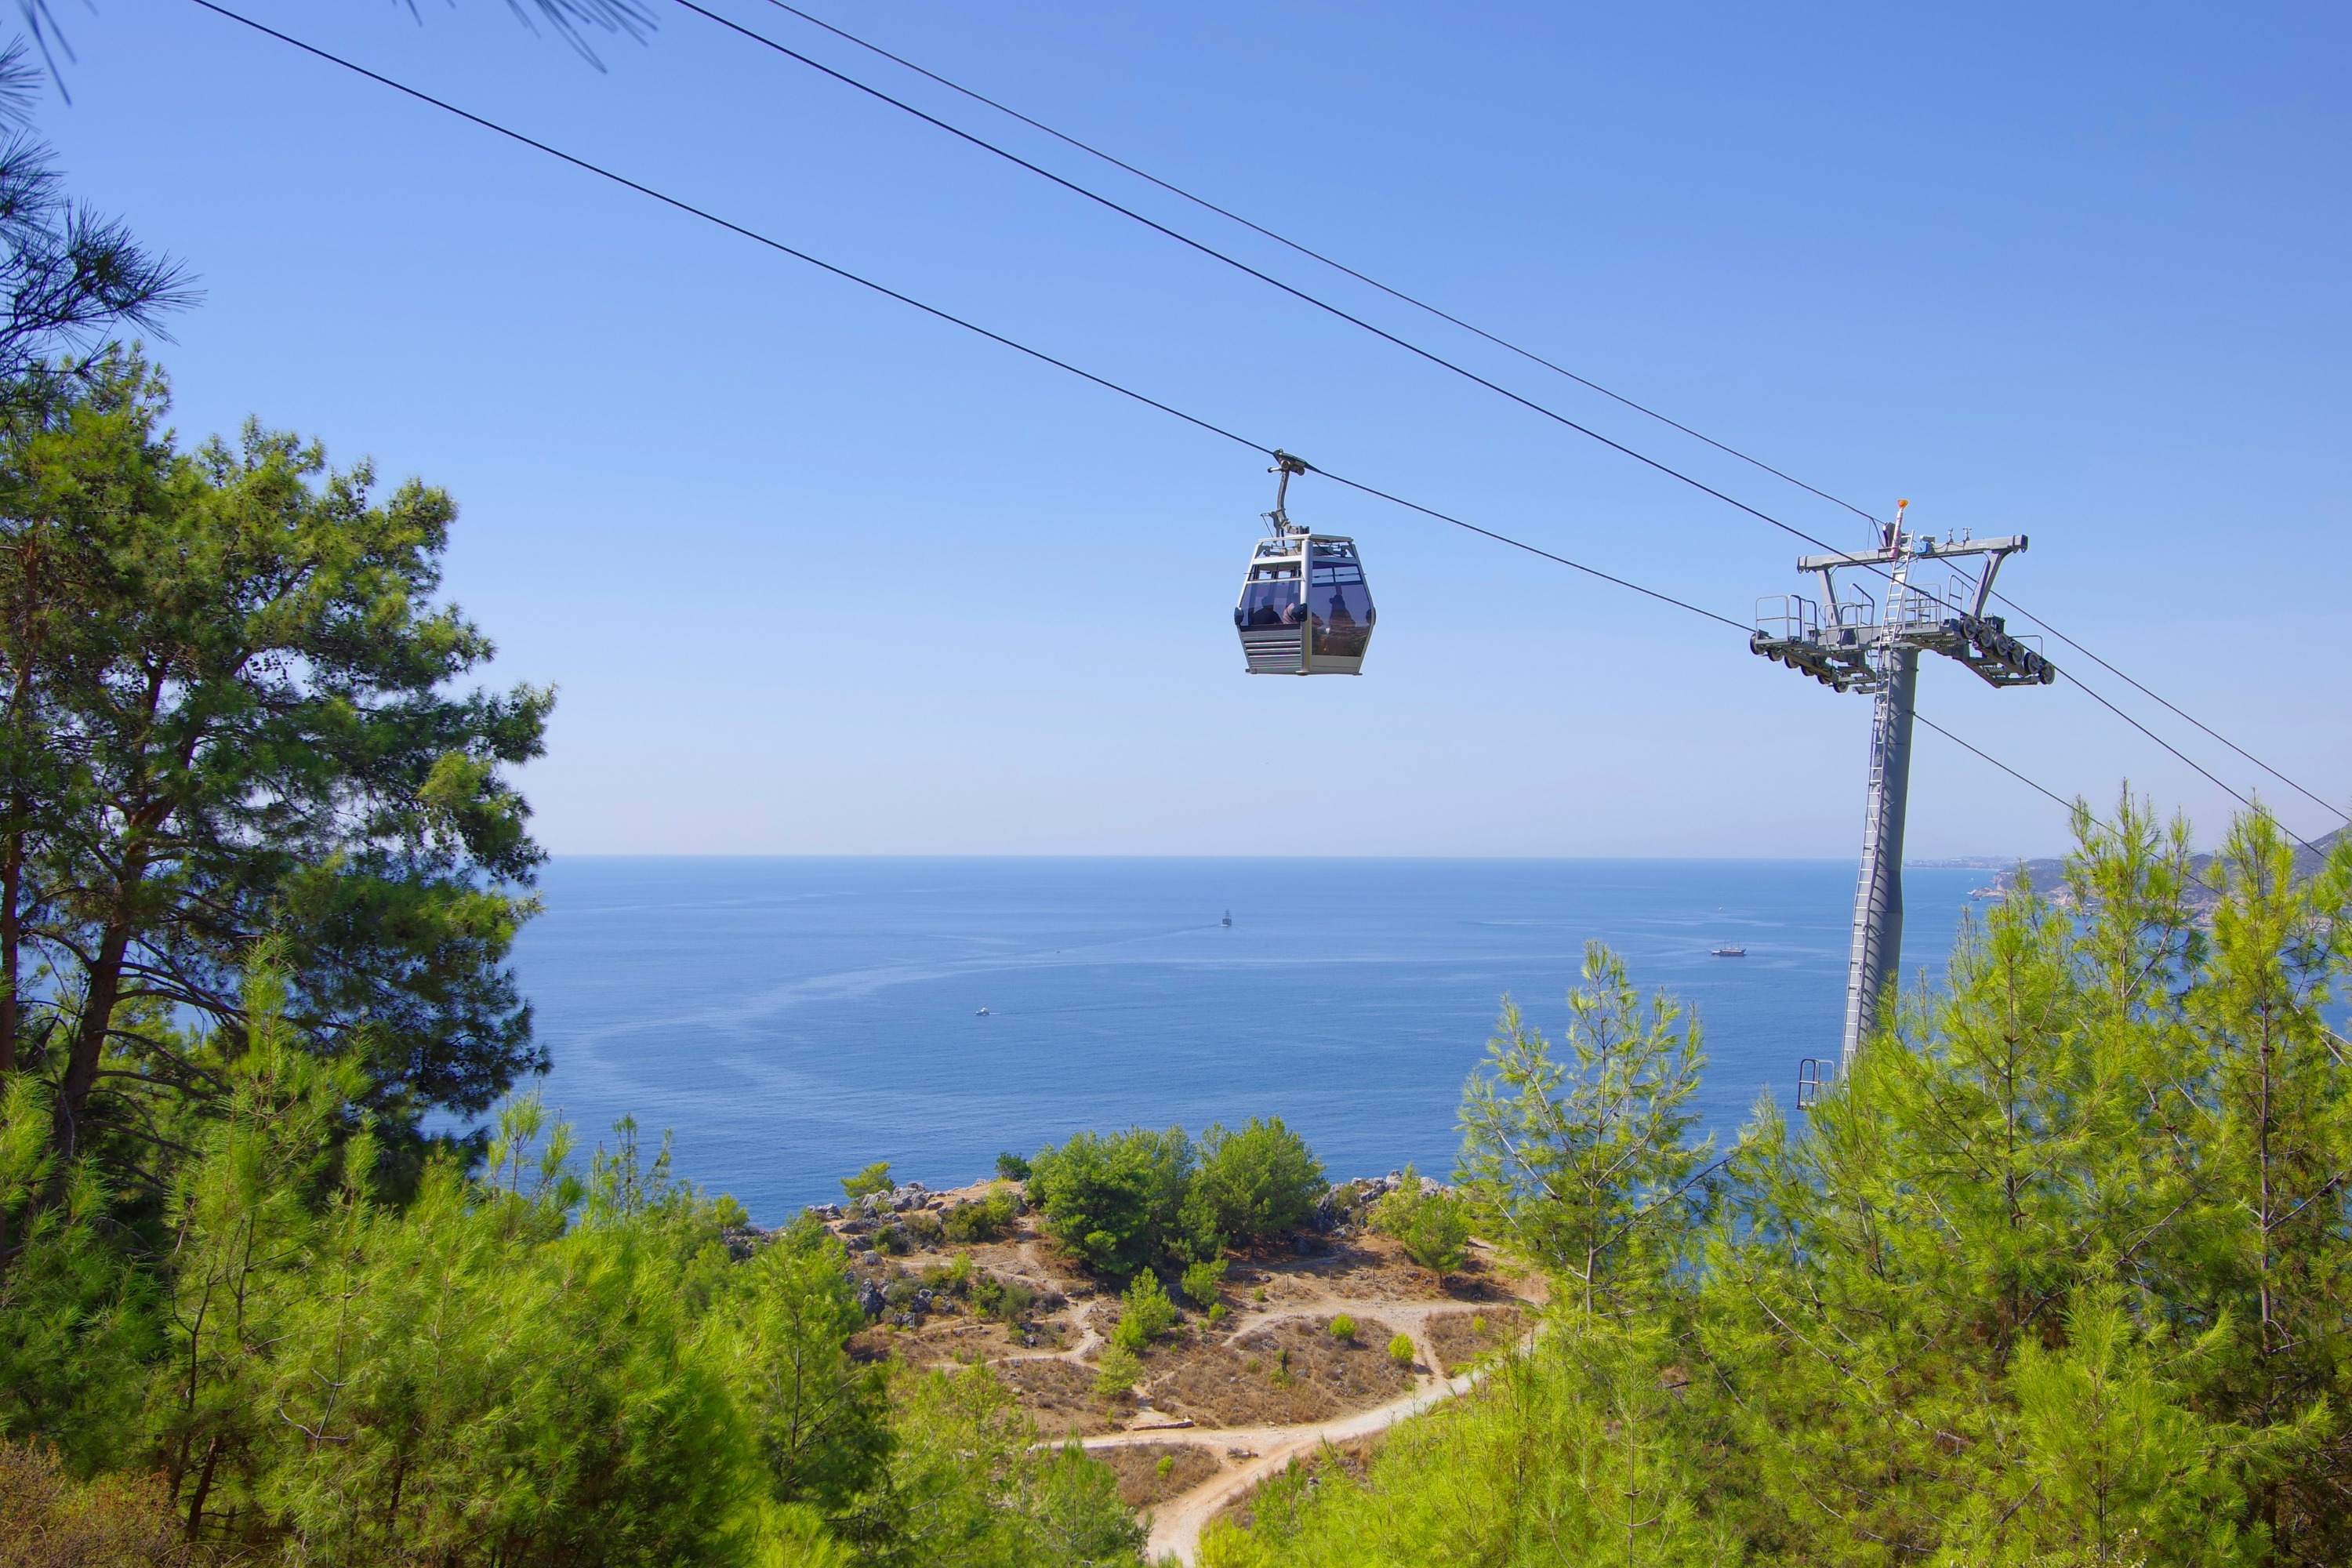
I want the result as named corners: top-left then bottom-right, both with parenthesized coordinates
top-left (1710, 946), bottom-right (1747, 957)
top-left (975, 1007), bottom-right (991, 1016)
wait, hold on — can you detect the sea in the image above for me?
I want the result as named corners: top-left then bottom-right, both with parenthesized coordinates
top-left (509, 858), bottom-right (1987, 1225)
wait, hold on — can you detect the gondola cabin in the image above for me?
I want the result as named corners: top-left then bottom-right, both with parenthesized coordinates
top-left (1235, 531), bottom-right (1376, 675)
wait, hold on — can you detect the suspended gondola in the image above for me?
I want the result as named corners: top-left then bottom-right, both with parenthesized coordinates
top-left (1233, 452), bottom-right (1376, 676)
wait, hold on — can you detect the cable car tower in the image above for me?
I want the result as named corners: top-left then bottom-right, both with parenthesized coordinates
top-left (1751, 502), bottom-right (2056, 1070)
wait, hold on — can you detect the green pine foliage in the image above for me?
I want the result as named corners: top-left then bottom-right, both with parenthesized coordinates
top-left (1367, 1167), bottom-right (1470, 1281)
top-left (840, 1162), bottom-right (895, 1203)
top-left (1192, 1117), bottom-right (1327, 1245)
top-left (1111, 1269), bottom-right (1179, 1351)
top-left (942, 1182), bottom-right (1021, 1243)
top-left (1091, 1345), bottom-right (1143, 1401)
top-left (1214, 800), bottom-right (2352, 1566)
top-left (1457, 942), bottom-right (1711, 1312)
top-left (860, 1366), bottom-right (1143, 1566)
top-left (1181, 1256), bottom-right (1229, 1307)
top-left (0, 955), bottom-right (1143, 1567)
top-left (1024, 1126), bottom-right (1200, 1279)
top-left (0, 353), bottom-right (552, 1188)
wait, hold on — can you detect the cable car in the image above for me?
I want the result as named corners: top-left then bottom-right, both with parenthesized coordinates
top-left (1234, 452), bottom-right (1376, 676)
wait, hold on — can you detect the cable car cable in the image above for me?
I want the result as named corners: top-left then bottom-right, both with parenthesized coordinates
top-left (187, 0), bottom-right (1743, 637)
top-left (695, 0), bottom-right (2341, 825)
top-left (750, 0), bottom-right (2335, 822)
top-left (1913, 713), bottom-right (2071, 815)
top-left (2045, 665), bottom-right (2329, 856)
top-left (1911, 712), bottom-right (2227, 900)
top-left (1305, 466), bottom-right (1747, 632)
top-left (750, 0), bottom-right (1888, 532)
top-left (188, 0), bottom-right (1270, 456)
top-left (190, 0), bottom-right (2326, 862)
top-left (666, 0), bottom-right (1869, 564)
top-left (1987, 591), bottom-right (2347, 826)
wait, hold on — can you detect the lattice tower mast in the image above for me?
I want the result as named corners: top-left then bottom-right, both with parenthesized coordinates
top-left (1751, 502), bottom-right (2056, 1069)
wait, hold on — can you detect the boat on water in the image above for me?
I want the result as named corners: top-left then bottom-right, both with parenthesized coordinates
top-left (975, 1007), bottom-right (991, 1016)
top-left (1221, 910), bottom-right (1232, 927)
top-left (1711, 946), bottom-right (1747, 957)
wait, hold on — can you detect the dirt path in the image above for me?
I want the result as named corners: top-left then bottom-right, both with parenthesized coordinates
top-left (1092, 1366), bottom-right (1482, 1564)
top-left (831, 1197), bottom-right (1536, 1564)
top-left (1073, 1296), bottom-right (1530, 1566)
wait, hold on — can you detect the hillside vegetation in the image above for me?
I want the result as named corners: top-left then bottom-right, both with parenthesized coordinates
top-left (1204, 803), bottom-right (2352, 1567)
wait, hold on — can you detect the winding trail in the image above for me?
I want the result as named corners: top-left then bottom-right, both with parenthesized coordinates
top-left (851, 1200), bottom-right (1537, 1565)
top-left (1064, 1292), bottom-right (1534, 1565)
top-left (1092, 1359), bottom-right (1487, 1564)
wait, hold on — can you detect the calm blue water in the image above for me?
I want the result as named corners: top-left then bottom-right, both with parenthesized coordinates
top-left (507, 858), bottom-right (1982, 1224)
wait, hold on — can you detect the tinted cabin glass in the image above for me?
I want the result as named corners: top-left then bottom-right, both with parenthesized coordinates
top-left (1236, 570), bottom-right (1304, 628)
top-left (1308, 552), bottom-right (1374, 656)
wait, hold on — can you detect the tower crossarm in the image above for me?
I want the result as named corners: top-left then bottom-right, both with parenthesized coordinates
top-left (1748, 597), bottom-right (1884, 692)
top-left (1904, 611), bottom-right (2057, 688)
top-left (1795, 533), bottom-right (2027, 573)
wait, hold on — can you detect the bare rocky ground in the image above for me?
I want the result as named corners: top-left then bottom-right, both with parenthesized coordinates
top-left (797, 1174), bottom-right (1546, 1565)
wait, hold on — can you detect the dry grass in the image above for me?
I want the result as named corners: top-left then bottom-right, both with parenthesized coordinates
top-left (1144, 1315), bottom-right (1412, 1428)
top-left (1424, 1306), bottom-right (1526, 1374)
top-left (997, 1357), bottom-right (1130, 1436)
top-left (887, 1319), bottom-right (1017, 1367)
top-left (0, 1442), bottom-right (199, 1568)
top-left (823, 1179), bottom-right (1541, 1448)
top-left (1209, 1436), bottom-right (1383, 1534)
top-left (1095, 1443), bottom-right (1222, 1510)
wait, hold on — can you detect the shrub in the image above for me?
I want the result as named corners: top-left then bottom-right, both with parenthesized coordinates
top-left (969, 1269), bottom-right (1035, 1322)
top-left (1156, 1453), bottom-right (1174, 1479)
top-left (901, 1210), bottom-right (944, 1250)
top-left (1027, 1126), bottom-right (1196, 1279)
top-left (1207, 1302), bottom-right (1229, 1327)
top-left (1181, 1256), bottom-right (1229, 1307)
top-left (0, 1439), bottom-right (191, 1568)
top-left (1388, 1332), bottom-right (1416, 1367)
top-left (1372, 1164), bottom-right (1471, 1279)
top-left (1192, 1116), bottom-right (1327, 1245)
top-left (884, 1276), bottom-right (918, 1308)
top-left (1093, 1344), bottom-right (1142, 1399)
top-left (841, 1161), bottom-right (895, 1203)
top-left (995, 1150), bottom-right (1033, 1181)
top-left (920, 1252), bottom-right (975, 1296)
top-left (1112, 1269), bottom-right (1179, 1350)
top-left (1329, 1313), bottom-right (1356, 1341)
top-left (942, 1182), bottom-right (1019, 1243)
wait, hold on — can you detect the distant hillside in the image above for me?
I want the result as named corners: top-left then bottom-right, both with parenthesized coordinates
top-left (1978, 826), bottom-right (2345, 913)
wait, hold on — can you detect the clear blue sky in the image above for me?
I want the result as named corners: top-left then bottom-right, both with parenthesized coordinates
top-left (34, 0), bottom-right (2349, 856)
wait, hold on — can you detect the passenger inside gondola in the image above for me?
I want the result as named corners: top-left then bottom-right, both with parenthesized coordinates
top-left (1236, 576), bottom-right (1303, 628)
top-left (1308, 578), bottom-right (1375, 656)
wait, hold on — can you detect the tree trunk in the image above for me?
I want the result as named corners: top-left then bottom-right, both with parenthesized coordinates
top-left (0, 824), bottom-right (20, 1075)
top-left (53, 664), bottom-right (165, 1162)
top-left (55, 902), bottom-right (136, 1161)
top-left (183, 1432), bottom-right (222, 1541)
top-left (0, 542), bottom-right (38, 1078)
